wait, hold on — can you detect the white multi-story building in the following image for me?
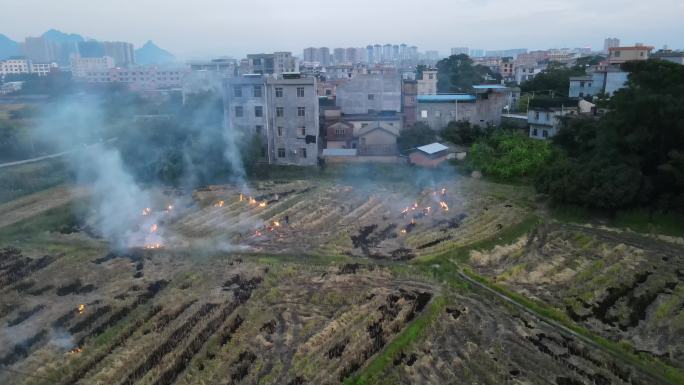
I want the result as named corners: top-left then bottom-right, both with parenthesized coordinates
top-left (0, 57), bottom-right (57, 78)
top-left (70, 55), bottom-right (115, 78)
top-left (74, 65), bottom-right (188, 90)
top-left (30, 62), bottom-right (57, 76)
top-left (451, 47), bottom-right (469, 56)
top-left (1, 57), bottom-right (31, 76)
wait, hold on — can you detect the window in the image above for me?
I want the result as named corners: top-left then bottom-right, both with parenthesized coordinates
top-left (428, 73), bottom-right (434, 79)
top-left (297, 87), bottom-right (304, 97)
top-left (299, 127), bottom-right (306, 136)
top-left (361, 123), bottom-right (369, 128)
top-left (255, 106), bottom-right (263, 117)
top-left (335, 128), bottom-right (345, 135)
top-left (326, 89), bottom-right (332, 95)
top-left (276, 107), bottom-right (284, 117)
top-left (532, 128), bottom-right (538, 136)
top-left (368, 94), bottom-right (374, 100)
top-left (421, 110), bottom-right (428, 118)
top-left (255, 125), bottom-right (263, 134)
top-left (235, 106), bottom-right (243, 117)
top-left (278, 148), bottom-right (286, 158)
top-left (300, 148), bottom-right (307, 158)
top-left (275, 87), bottom-right (283, 97)
top-left (534, 111), bottom-right (540, 120)
top-left (388, 122), bottom-right (394, 126)
top-left (580, 81), bottom-right (585, 88)
top-left (297, 107), bottom-right (305, 117)
top-left (542, 130), bottom-right (548, 138)
top-left (253, 85), bottom-right (262, 97)
top-left (614, 50), bottom-right (621, 57)
top-left (579, 92), bottom-right (584, 97)
top-left (261, 146), bottom-right (267, 157)
top-left (277, 126), bottom-right (283, 136)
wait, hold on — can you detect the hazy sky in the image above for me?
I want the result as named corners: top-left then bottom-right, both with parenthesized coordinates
top-left (3, 0), bottom-right (683, 59)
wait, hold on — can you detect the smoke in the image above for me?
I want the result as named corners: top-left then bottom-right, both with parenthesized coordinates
top-left (75, 145), bottom-right (155, 248)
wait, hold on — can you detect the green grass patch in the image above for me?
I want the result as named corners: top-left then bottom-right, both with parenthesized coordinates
top-left (0, 203), bottom-right (79, 243)
top-left (552, 205), bottom-right (684, 238)
top-left (343, 296), bottom-right (447, 385)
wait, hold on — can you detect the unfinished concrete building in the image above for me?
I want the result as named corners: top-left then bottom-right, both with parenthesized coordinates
top-left (224, 74), bottom-right (319, 166)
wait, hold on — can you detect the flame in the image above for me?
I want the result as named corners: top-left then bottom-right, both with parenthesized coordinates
top-left (441, 188), bottom-right (447, 196)
top-left (167, 204), bottom-right (174, 211)
top-left (144, 243), bottom-right (162, 249)
top-left (249, 197), bottom-right (257, 205)
top-left (400, 229), bottom-right (407, 234)
top-left (214, 200), bottom-right (224, 208)
top-left (239, 194), bottom-right (244, 202)
top-left (439, 201), bottom-right (449, 211)
top-left (411, 218), bottom-right (416, 225)
top-left (424, 206), bottom-right (432, 215)
top-left (411, 202), bottom-right (418, 210)
top-left (68, 347), bottom-right (83, 354)
top-left (272, 221), bottom-right (280, 227)
top-left (77, 304), bottom-right (85, 314)
top-left (258, 201), bottom-right (267, 208)
top-left (150, 224), bottom-right (158, 233)
top-left (254, 230), bottom-right (262, 237)
top-left (142, 207), bottom-right (151, 216)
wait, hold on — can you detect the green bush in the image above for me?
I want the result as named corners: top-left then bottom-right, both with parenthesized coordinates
top-left (470, 131), bottom-right (551, 179)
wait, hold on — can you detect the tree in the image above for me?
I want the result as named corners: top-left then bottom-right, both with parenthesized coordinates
top-left (415, 64), bottom-right (427, 80)
top-left (520, 63), bottom-right (584, 97)
top-left (436, 54), bottom-right (499, 93)
top-left (470, 131), bottom-right (552, 179)
top-left (397, 122), bottom-right (437, 152)
top-left (440, 120), bottom-right (481, 145)
top-left (537, 59), bottom-right (684, 213)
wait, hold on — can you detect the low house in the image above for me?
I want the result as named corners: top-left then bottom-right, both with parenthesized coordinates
top-left (409, 142), bottom-right (449, 167)
top-left (528, 98), bottom-right (580, 139)
top-left (321, 148), bottom-right (358, 163)
top-left (568, 64), bottom-right (629, 98)
top-left (416, 85), bottom-right (510, 130)
top-left (358, 126), bottom-right (398, 156)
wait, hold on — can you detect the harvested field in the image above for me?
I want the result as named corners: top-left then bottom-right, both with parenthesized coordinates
top-left (470, 222), bottom-right (684, 372)
top-left (1, 173), bottom-right (681, 385)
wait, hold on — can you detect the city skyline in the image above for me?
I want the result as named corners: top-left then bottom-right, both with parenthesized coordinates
top-left (2, 0), bottom-right (683, 59)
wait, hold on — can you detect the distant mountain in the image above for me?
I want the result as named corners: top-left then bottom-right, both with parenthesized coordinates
top-left (0, 34), bottom-right (20, 60)
top-left (135, 41), bottom-right (175, 65)
top-left (41, 29), bottom-right (84, 43)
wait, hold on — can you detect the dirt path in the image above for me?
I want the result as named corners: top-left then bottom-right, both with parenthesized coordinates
top-left (0, 184), bottom-right (89, 229)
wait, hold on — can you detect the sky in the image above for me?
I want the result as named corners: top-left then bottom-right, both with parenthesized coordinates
top-left (2, 0), bottom-right (683, 59)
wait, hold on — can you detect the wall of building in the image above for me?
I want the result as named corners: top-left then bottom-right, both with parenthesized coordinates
top-left (224, 75), bottom-right (319, 166)
top-left (417, 70), bottom-right (437, 95)
top-left (336, 73), bottom-right (401, 114)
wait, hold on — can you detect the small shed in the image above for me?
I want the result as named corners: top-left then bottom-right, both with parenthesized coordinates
top-left (409, 142), bottom-right (449, 167)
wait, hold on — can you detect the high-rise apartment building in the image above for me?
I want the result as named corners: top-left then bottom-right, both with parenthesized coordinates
top-left (604, 37), bottom-right (620, 52)
top-left (451, 47), bottom-right (469, 56)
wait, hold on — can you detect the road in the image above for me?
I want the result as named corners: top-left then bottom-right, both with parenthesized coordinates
top-left (0, 138), bottom-right (117, 169)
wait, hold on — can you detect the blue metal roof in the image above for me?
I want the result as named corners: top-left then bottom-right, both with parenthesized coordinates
top-left (417, 94), bottom-right (476, 102)
top-left (473, 84), bottom-right (507, 89)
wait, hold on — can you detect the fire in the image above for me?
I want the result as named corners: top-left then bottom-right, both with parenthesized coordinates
top-left (239, 194), bottom-right (244, 202)
top-left (272, 221), bottom-right (280, 227)
top-left (254, 230), bottom-right (262, 237)
top-left (439, 201), bottom-right (449, 211)
top-left (411, 202), bottom-right (418, 210)
top-left (150, 224), bottom-right (158, 233)
top-left (77, 304), bottom-right (85, 314)
top-left (441, 188), bottom-right (447, 196)
top-left (248, 197), bottom-right (257, 205)
top-left (400, 229), bottom-right (407, 234)
top-left (214, 200), bottom-right (224, 208)
top-left (424, 206), bottom-right (432, 215)
top-left (411, 218), bottom-right (416, 225)
top-left (144, 243), bottom-right (162, 249)
top-left (258, 201), bottom-right (267, 208)
top-left (142, 207), bottom-right (151, 216)
top-left (68, 347), bottom-right (83, 354)
top-left (167, 204), bottom-right (174, 211)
